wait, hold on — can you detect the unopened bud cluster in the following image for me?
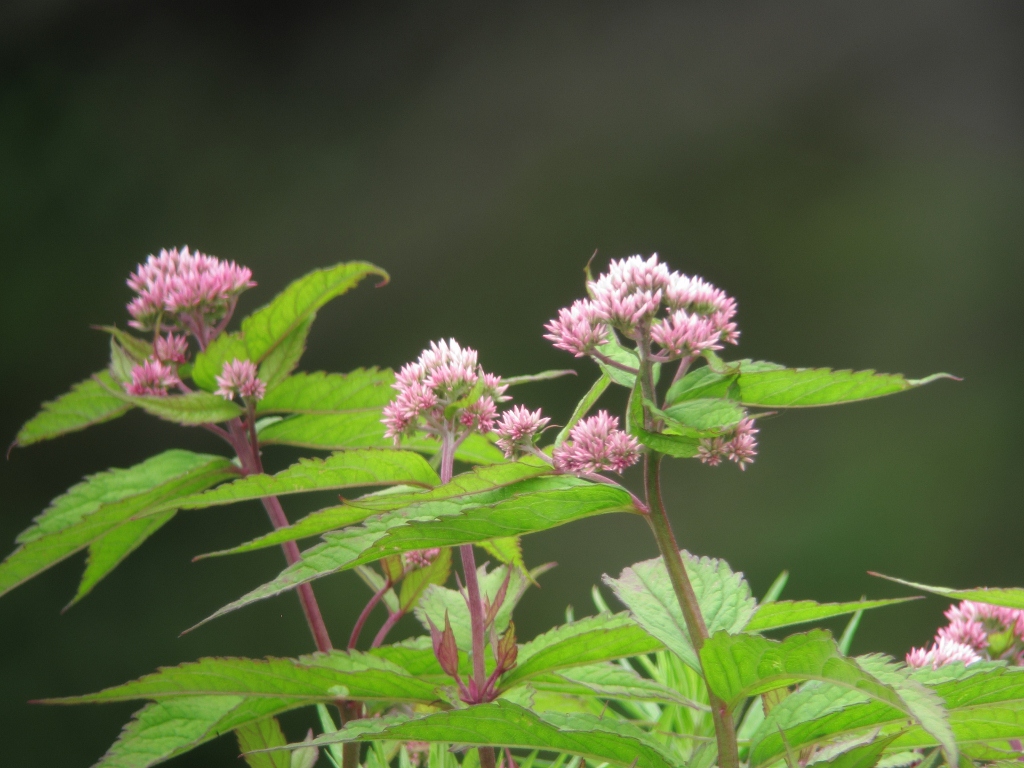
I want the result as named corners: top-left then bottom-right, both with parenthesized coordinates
top-left (696, 418), bottom-right (759, 471)
top-left (553, 411), bottom-right (640, 475)
top-left (544, 254), bottom-right (738, 360)
top-left (906, 600), bottom-right (1024, 670)
top-left (214, 359), bottom-right (267, 403)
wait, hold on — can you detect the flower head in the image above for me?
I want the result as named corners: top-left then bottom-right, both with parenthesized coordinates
top-left (543, 299), bottom-right (609, 357)
top-left (698, 418), bottom-right (758, 470)
top-left (553, 411), bottom-right (641, 475)
top-left (651, 309), bottom-right (721, 357)
top-left (588, 255), bottom-right (666, 331)
top-left (154, 333), bottom-right (189, 364)
top-left (403, 548), bottom-right (442, 570)
top-left (495, 405), bottom-right (551, 458)
top-left (127, 246), bottom-right (254, 332)
top-left (382, 339), bottom-right (507, 445)
top-left (126, 358), bottom-right (181, 396)
top-left (215, 359), bottom-right (266, 402)
top-left (906, 637), bottom-right (983, 670)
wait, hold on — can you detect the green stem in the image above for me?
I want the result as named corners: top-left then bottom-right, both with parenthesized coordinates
top-left (635, 333), bottom-right (739, 768)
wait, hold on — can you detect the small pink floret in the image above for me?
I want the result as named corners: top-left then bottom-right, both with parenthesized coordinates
top-left (495, 405), bottom-right (550, 458)
top-left (403, 548), bottom-right (442, 570)
top-left (698, 418), bottom-right (758, 470)
top-left (906, 637), bottom-right (983, 669)
top-left (651, 309), bottom-right (721, 358)
top-left (543, 299), bottom-right (608, 357)
top-left (215, 358), bottom-right (266, 402)
top-left (553, 410), bottom-right (640, 475)
top-left (154, 333), bottom-right (189, 364)
top-left (126, 359), bottom-right (181, 396)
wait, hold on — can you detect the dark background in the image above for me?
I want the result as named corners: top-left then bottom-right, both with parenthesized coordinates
top-left (2, 1), bottom-right (1022, 765)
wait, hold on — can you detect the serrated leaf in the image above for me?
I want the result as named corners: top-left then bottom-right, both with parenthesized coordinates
top-left (194, 478), bottom-right (635, 629)
top-left (91, 696), bottom-right (304, 768)
top-left (168, 449), bottom-right (438, 512)
top-left (746, 598), bottom-right (917, 633)
top-left (0, 451), bottom-right (234, 601)
top-left (301, 699), bottom-right (676, 768)
top-left (501, 612), bottom-right (664, 688)
top-left (98, 374), bottom-right (244, 424)
top-left (258, 315), bottom-right (315, 391)
top-left (399, 547), bottom-right (452, 612)
top-left (204, 461), bottom-right (551, 557)
top-left (479, 536), bottom-right (525, 574)
top-left (13, 371), bottom-right (132, 448)
top-left (870, 574), bottom-right (1024, 610)
top-left (529, 662), bottom-right (703, 708)
top-left (604, 550), bottom-right (757, 672)
top-left (661, 398), bottom-right (746, 431)
top-left (257, 369), bottom-right (396, 414)
top-left (666, 361), bottom-right (785, 403)
top-left (237, 717), bottom-right (290, 768)
top-left (243, 262), bottom-right (386, 364)
top-left (44, 650), bottom-right (439, 705)
top-left (667, 360), bottom-right (955, 409)
top-left (258, 412), bottom-right (505, 465)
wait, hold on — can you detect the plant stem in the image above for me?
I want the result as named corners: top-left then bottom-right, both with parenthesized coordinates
top-left (370, 609), bottom-right (404, 648)
top-left (480, 746), bottom-right (497, 768)
top-left (635, 337), bottom-right (739, 768)
top-left (349, 580), bottom-right (391, 649)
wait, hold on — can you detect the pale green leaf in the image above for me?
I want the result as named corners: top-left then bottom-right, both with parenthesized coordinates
top-left (237, 717), bottom-right (290, 768)
top-left (242, 262), bottom-right (386, 364)
top-left (13, 371), bottom-right (132, 448)
top-left (746, 598), bottom-right (917, 633)
top-left (169, 449), bottom-right (439, 512)
top-left (257, 369), bottom-right (396, 414)
top-left (817, 732), bottom-right (903, 768)
top-left (302, 699), bottom-right (677, 768)
top-left (257, 315), bottom-right (315, 391)
top-left (501, 612), bottom-right (664, 688)
top-left (192, 332), bottom-right (250, 391)
top-left (0, 451), bottom-right (234, 600)
top-left (604, 550), bottom-right (756, 671)
top-left (529, 662), bottom-right (705, 708)
top-left (479, 536), bottom-right (525, 574)
top-left (661, 398), bottom-right (746, 431)
top-left (870, 573), bottom-right (1024, 610)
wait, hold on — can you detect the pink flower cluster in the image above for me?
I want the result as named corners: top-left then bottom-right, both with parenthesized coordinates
top-left (906, 600), bottom-right (1024, 670)
top-left (544, 254), bottom-right (738, 359)
top-left (127, 246), bottom-right (254, 333)
top-left (553, 411), bottom-right (641, 475)
top-left (214, 359), bottom-right (266, 402)
top-left (126, 359), bottom-right (181, 397)
top-left (696, 418), bottom-right (759, 470)
top-left (495, 406), bottom-right (551, 459)
top-left (402, 548), bottom-right (442, 570)
top-left (382, 340), bottom-right (509, 445)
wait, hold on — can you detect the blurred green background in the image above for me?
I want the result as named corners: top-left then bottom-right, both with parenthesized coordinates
top-left (2, 1), bottom-right (1023, 765)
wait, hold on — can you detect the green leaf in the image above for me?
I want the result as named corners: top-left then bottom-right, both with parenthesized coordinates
top-left (819, 732), bottom-right (903, 768)
top-left (44, 650), bottom-right (439, 705)
top-left (479, 536), bottom-right (525, 574)
top-left (302, 699), bottom-right (677, 768)
top-left (91, 696), bottom-right (305, 768)
top-left (0, 450), bottom-right (234, 601)
top-left (109, 337), bottom-right (138, 384)
top-left (203, 461), bottom-right (552, 557)
top-left (257, 315), bottom-right (315, 391)
top-left (746, 598), bottom-right (917, 633)
top-left (501, 612), bottom-right (664, 688)
top-left (97, 325), bottom-right (154, 363)
top-left (243, 262), bottom-right (386, 364)
top-left (13, 371), bottom-right (132, 448)
top-left (555, 373), bottom-right (610, 447)
top-left (870, 573), bottom-right (1024, 610)
top-left (399, 547), bottom-right (452, 612)
top-left (529, 663), bottom-right (704, 708)
top-left (237, 717), bottom-right (290, 768)
top-left (667, 360), bottom-right (955, 409)
top-left (701, 630), bottom-right (904, 708)
top-left (258, 412), bottom-right (506, 465)
top-left (169, 449), bottom-right (439, 512)
top-left (257, 370), bottom-right (396, 414)
top-left (604, 550), bottom-right (757, 671)
top-left (501, 369), bottom-right (577, 387)
top-left (192, 332), bottom-right (250, 391)
top-left (626, 377), bottom-right (701, 457)
top-left (118, 389), bottom-right (244, 425)
top-left (68, 510), bottom-right (177, 608)
top-left (194, 477), bottom-right (636, 629)
top-left (660, 398), bottom-right (746, 431)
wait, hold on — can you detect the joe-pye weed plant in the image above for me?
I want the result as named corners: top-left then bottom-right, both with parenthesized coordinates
top-left (6, 250), bottom-right (1024, 768)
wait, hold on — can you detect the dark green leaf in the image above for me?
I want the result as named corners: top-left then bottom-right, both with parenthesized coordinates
top-left (870, 573), bottom-right (1024, 610)
top-left (242, 262), bottom-right (386, 364)
top-left (604, 550), bottom-right (756, 671)
top-left (236, 717), bottom-right (290, 768)
top-left (169, 449), bottom-right (439, 512)
top-left (13, 371), bottom-right (132, 448)
top-left (746, 598), bottom-right (917, 633)
top-left (0, 450), bottom-right (234, 601)
top-left (303, 699), bottom-right (677, 768)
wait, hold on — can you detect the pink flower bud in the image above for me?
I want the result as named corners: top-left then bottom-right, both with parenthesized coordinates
top-left (493, 622), bottom-right (519, 674)
top-left (699, 418), bottom-right (758, 470)
top-left (402, 548), bottom-right (441, 570)
top-left (651, 309), bottom-right (721, 358)
top-left (153, 334), bottom-right (189, 364)
top-left (214, 358), bottom-right (266, 402)
top-left (125, 358), bottom-right (181, 396)
top-left (495, 405), bottom-right (550, 458)
top-left (428, 612), bottom-right (460, 678)
top-left (553, 411), bottom-right (641, 475)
